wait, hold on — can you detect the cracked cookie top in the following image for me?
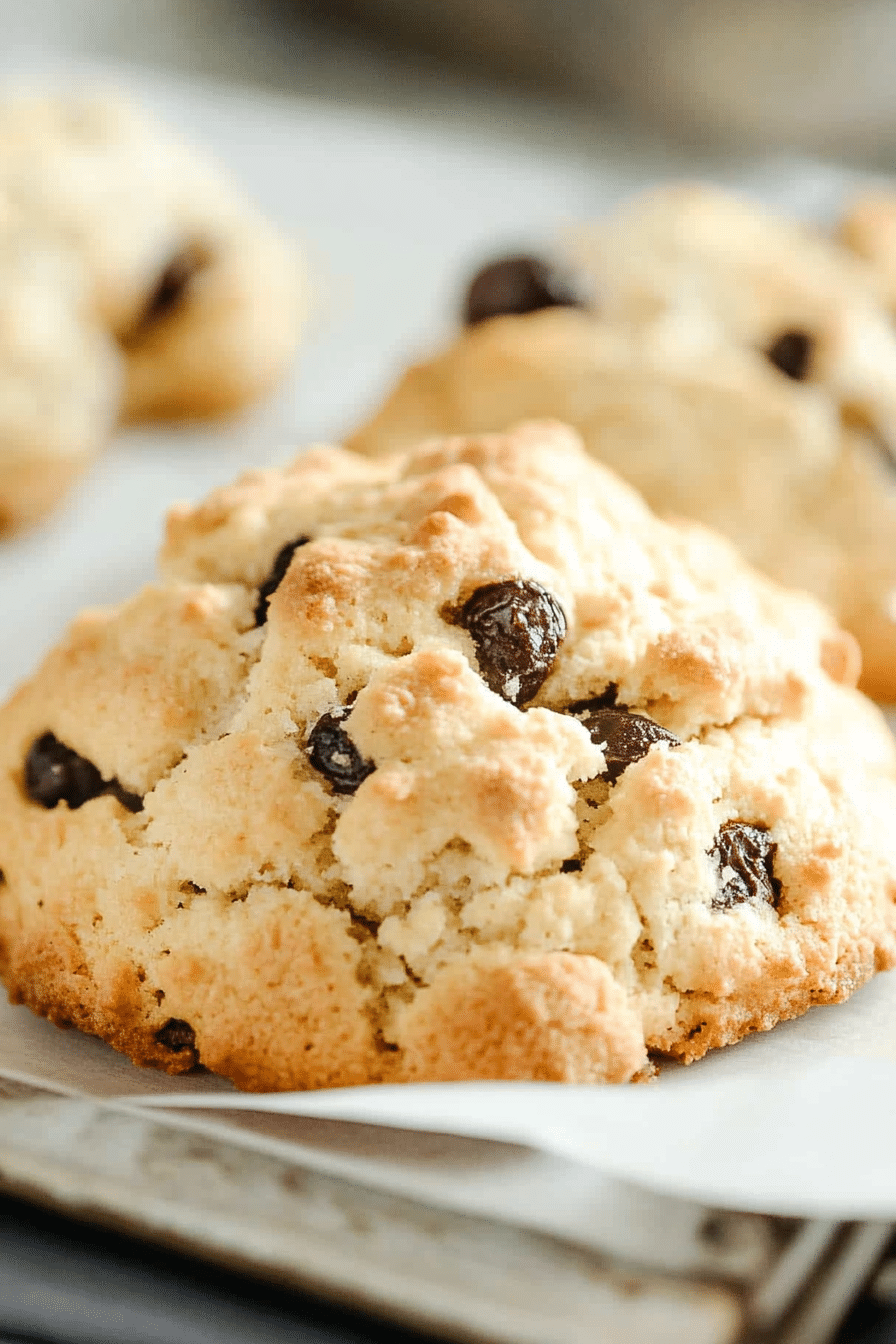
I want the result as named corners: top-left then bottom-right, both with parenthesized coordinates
top-left (1, 422), bottom-right (894, 1090)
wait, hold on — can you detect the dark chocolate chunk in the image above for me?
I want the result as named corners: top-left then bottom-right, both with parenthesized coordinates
top-left (577, 707), bottom-right (680, 784)
top-left (154, 1018), bottom-right (196, 1053)
top-left (254, 537), bottom-right (311, 626)
top-left (765, 330), bottom-right (813, 381)
top-left (710, 822), bottom-right (780, 910)
top-left (560, 858), bottom-right (583, 873)
top-left (452, 578), bottom-right (566, 706)
top-left (138, 244), bottom-right (207, 332)
top-left (463, 255), bottom-right (585, 327)
top-left (307, 706), bottom-right (375, 795)
top-left (24, 732), bottom-right (143, 813)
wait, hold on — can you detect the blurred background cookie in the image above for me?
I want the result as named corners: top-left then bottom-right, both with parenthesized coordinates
top-left (840, 191), bottom-right (896, 313)
top-left (0, 226), bottom-right (119, 531)
top-left (0, 92), bottom-right (307, 532)
top-left (572, 184), bottom-right (896, 444)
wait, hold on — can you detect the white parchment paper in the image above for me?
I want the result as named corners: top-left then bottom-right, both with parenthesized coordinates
top-left (0, 55), bottom-right (893, 1225)
top-left (4, 972), bottom-right (896, 1220)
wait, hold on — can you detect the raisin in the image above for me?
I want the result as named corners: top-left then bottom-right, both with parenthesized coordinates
top-left (576, 706), bottom-right (680, 784)
top-left (463, 255), bottom-right (585, 327)
top-left (307, 706), bottom-right (375, 795)
top-left (710, 822), bottom-right (780, 909)
top-left (154, 1018), bottom-right (196, 1053)
top-left (452, 578), bottom-right (566, 706)
top-left (254, 537), bottom-right (311, 626)
top-left (765, 330), bottom-right (813, 381)
top-left (567, 685), bottom-right (619, 715)
top-left (105, 780), bottom-right (145, 814)
top-left (138, 244), bottom-right (207, 332)
top-left (24, 733), bottom-right (143, 812)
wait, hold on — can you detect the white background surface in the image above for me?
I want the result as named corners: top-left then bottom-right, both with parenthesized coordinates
top-left (0, 16), bottom-right (894, 1223)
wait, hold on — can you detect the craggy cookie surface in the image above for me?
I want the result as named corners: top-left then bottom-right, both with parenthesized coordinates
top-left (349, 185), bottom-right (896, 700)
top-left (2, 422), bottom-right (895, 1090)
top-left (0, 92), bottom-right (305, 530)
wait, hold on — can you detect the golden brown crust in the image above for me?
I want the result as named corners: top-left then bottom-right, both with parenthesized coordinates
top-left (663, 941), bottom-right (881, 1065)
top-left (395, 954), bottom-right (647, 1083)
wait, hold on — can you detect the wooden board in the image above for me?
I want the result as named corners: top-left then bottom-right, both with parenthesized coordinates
top-left (0, 1079), bottom-right (890, 1343)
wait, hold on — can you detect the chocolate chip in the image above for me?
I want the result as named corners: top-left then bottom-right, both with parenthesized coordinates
top-left (307, 706), bottom-right (375, 795)
top-left (452, 579), bottom-right (566, 707)
top-left (254, 537), bottom-right (311, 626)
top-left (765, 330), bottom-right (813, 381)
top-left (710, 822), bottom-right (780, 910)
top-left (154, 1018), bottom-right (196, 1053)
top-left (139, 244), bottom-right (207, 331)
top-left (463, 255), bottom-right (585, 327)
top-left (577, 707), bottom-right (680, 783)
top-left (560, 858), bottom-right (583, 873)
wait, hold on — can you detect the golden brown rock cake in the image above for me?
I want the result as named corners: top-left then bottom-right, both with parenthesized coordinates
top-left (1, 422), bottom-right (895, 1090)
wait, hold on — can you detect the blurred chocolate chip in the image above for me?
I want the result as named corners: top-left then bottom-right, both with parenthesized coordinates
top-left (24, 733), bottom-right (142, 812)
top-left (560, 858), bottom-right (583, 873)
top-left (154, 1018), bottom-right (196, 1053)
top-left (463, 255), bottom-right (585, 327)
top-left (452, 578), bottom-right (567, 706)
top-left (138, 244), bottom-right (207, 332)
top-left (577, 707), bottom-right (680, 784)
top-left (765, 330), bottom-right (813, 381)
top-left (254, 537), bottom-right (311, 626)
top-left (710, 822), bottom-right (780, 909)
top-left (307, 706), bottom-right (375, 795)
